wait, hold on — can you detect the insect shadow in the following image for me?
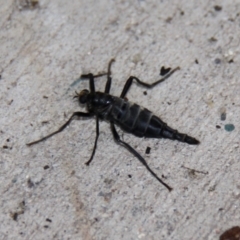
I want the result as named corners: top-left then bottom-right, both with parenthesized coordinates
top-left (27, 59), bottom-right (200, 191)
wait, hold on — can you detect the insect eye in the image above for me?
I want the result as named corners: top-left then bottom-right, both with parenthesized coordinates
top-left (79, 89), bottom-right (89, 104)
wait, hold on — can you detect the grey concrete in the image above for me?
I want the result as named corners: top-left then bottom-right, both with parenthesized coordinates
top-left (0, 0), bottom-right (240, 239)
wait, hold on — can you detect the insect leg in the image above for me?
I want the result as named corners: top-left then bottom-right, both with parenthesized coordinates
top-left (120, 67), bottom-right (180, 98)
top-left (81, 60), bottom-right (115, 94)
top-left (80, 72), bottom-right (109, 93)
top-left (110, 123), bottom-right (173, 191)
top-left (85, 116), bottom-right (100, 166)
top-left (105, 58), bottom-right (115, 93)
top-left (27, 112), bottom-right (93, 146)
top-left (80, 73), bottom-right (96, 93)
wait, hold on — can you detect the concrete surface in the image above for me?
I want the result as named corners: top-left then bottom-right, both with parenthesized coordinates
top-left (0, 0), bottom-right (240, 239)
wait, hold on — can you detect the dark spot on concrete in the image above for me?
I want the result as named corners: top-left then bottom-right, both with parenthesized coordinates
top-left (12, 212), bottom-right (18, 221)
top-left (27, 178), bottom-right (34, 188)
top-left (215, 58), bottom-right (221, 64)
top-left (10, 201), bottom-right (25, 221)
top-left (98, 191), bottom-right (112, 202)
top-left (221, 112), bottom-right (226, 121)
top-left (165, 17), bottom-right (172, 23)
top-left (216, 125), bottom-right (221, 129)
top-left (17, 0), bottom-right (39, 10)
top-left (145, 146), bottom-right (151, 154)
top-left (209, 37), bottom-right (217, 42)
top-left (208, 184), bottom-right (216, 192)
top-left (224, 124), bottom-right (235, 132)
top-left (104, 178), bottom-right (114, 187)
top-left (43, 165), bottom-right (49, 170)
top-left (214, 5), bottom-right (222, 11)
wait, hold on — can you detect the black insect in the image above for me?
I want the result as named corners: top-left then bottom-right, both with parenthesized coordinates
top-left (27, 59), bottom-right (199, 191)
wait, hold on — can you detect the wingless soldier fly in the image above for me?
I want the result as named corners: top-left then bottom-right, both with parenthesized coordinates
top-left (27, 59), bottom-right (199, 191)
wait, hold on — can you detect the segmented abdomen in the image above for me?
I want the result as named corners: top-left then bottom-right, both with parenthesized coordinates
top-left (107, 97), bottom-right (199, 145)
top-left (107, 97), bottom-right (161, 137)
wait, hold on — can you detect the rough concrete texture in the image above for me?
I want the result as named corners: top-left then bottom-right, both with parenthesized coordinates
top-left (0, 1), bottom-right (240, 239)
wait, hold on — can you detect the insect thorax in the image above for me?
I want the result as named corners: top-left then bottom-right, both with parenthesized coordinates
top-left (87, 92), bottom-right (114, 119)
